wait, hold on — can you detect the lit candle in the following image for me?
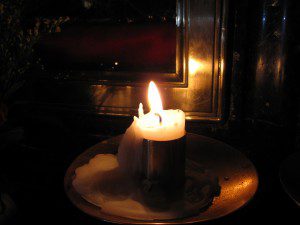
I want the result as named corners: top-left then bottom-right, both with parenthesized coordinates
top-left (136, 81), bottom-right (186, 141)
top-left (117, 81), bottom-right (186, 185)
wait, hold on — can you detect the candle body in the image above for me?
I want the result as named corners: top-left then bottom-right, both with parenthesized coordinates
top-left (118, 82), bottom-right (186, 180)
top-left (118, 108), bottom-right (186, 178)
top-left (142, 136), bottom-right (186, 186)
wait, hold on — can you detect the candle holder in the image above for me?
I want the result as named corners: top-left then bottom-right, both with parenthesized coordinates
top-left (141, 135), bottom-right (186, 188)
top-left (65, 133), bottom-right (258, 223)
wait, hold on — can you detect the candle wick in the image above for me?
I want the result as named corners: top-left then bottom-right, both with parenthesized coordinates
top-left (138, 103), bottom-right (144, 118)
top-left (154, 113), bottom-right (162, 125)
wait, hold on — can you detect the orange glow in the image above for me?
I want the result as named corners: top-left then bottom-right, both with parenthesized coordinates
top-left (189, 58), bottom-right (202, 75)
top-left (148, 81), bottom-right (163, 112)
top-left (233, 178), bottom-right (253, 192)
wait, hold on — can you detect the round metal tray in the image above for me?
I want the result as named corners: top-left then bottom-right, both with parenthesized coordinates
top-left (64, 133), bottom-right (258, 224)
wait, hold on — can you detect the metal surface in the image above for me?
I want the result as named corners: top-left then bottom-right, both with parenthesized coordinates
top-left (64, 133), bottom-right (258, 224)
top-left (142, 136), bottom-right (186, 187)
top-left (245, 0), bottom-right (289, 126)
top-left (279, 151), bottom-right (300, 206)
top-left (33, 0), bottom-right (228, 121)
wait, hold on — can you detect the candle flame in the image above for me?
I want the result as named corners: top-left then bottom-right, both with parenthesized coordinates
top-left (148, 81), bottom-right (163, 112)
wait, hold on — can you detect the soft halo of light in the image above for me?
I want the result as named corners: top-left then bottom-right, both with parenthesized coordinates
top-left (189, 58), bottom-right (202, 75)
top-left (148, 81), bottom-right (163, 112)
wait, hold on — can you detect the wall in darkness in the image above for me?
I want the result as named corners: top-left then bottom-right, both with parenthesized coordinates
top-left (241, 0), bottom-right (299, 154)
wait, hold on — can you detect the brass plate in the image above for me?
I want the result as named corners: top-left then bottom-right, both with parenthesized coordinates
top-left (64, 133), bottom-right (258, 224)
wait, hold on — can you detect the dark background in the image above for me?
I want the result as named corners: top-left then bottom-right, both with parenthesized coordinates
top-left (0, 0), bottom-right (300, 224)
top-left (29, 0), bottom-right (177, 73)
top-left (23, 0), bottom-right (176, 20)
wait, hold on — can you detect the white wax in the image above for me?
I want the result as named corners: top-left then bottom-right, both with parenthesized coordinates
top-left (136, 109), bottom-right (186, 141)
top-left (117, 118), bottom-right (143, 177)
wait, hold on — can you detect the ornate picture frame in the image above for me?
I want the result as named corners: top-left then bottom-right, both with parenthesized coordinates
top-left (35, 0), bottom-right (228, 121)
